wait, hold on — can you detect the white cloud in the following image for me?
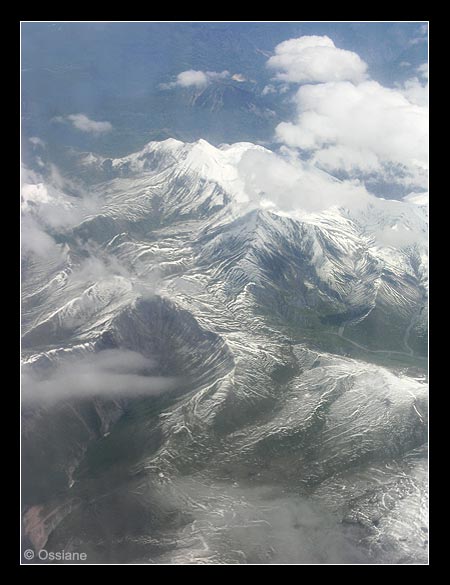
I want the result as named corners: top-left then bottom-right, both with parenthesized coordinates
top-left (21, 177), bottom-right (97, 231)
top-left (21, 165), bottom-right (100, 258)
top-left (177, 69), bottom-right (210, 87)
top-left (418, 62), bottom-right (428, 79)
top-left (263, 83), bottom-right (290, 96)
top-left (372, 224), bottom-right (420, 248)
top-left (21, 213), bottom-right (61, 258)
top-left (403, 191), bottom-right (428, 206)
top-left (160, 69), bottom-right (231, 90)
top-left (22, 349), bottom-right (177, 404)
top-left (274, 79), bottom-right (428, 190)
top-left (266, 35), bottom-right (428, 191)
top-left (262, 84), bottom-right (277, 95)
top-left (267, 35), bottom-right (368, 84)
top-left (397, 63), bottom-right (428, 108)
top-left (399, 75), bottom-right (428, 107)
top-left (55, 113), bottom-right (113, 134)
top-left (29, 136), bottom-right (45, 148)
top-left (235, 147), bottom-right (427, 252)
top-left (237, 148), bottom-right (372, 213)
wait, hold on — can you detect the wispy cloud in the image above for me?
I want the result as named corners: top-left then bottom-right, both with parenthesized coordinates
top-left (22, 349), bottom-right (178, 404)
top-left (53, 113), bottom-right (113, 134)
top-left (410, 23), bottom-right (428, 45)
top-left (21, 213), bottom-right (61, 258)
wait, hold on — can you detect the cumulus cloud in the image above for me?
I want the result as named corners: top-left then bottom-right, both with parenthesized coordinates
top-left (399, 74), bottom-right (428, 107)
top-left (22, 349), bottom-right (177, 404)
top-left (160, 69), bottom-right (231, 90)
top-left (267, 35), bottom-right (428, 192)
top-left (236, 148), bottom-right (426, 249)
top-left (237, 147), bottom-right (372, 213)
top-left (274, 79), bottom-right (428, 190)
top-left (176, 70), bottom-right (210, 88)
top-left (54, 113), bottom-right (113, 134)
top-left (267, 35), bottom-right (368, 84)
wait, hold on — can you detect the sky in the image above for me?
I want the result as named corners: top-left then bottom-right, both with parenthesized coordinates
top-left (21, 22), bottom-right (428, 198)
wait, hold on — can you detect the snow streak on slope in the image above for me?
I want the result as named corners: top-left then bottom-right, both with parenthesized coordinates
top-left (21, 138), bottom-right (428, 564)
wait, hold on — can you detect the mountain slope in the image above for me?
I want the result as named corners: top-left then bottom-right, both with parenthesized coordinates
top-left (21, 138), bottom-right (428, 564)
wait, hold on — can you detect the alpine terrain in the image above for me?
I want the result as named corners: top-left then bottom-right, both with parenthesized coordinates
top-left (21, 138), bottom-right (428, 564)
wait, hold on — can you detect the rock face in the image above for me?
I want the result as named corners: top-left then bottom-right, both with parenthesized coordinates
top-left (21, 138), bottom-right (428, 564)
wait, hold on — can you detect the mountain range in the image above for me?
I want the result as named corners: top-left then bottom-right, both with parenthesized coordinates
top-left (21, 138), bottom-right (428, 564)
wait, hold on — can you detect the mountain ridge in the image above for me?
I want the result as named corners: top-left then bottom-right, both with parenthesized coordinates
top-left (21, 137), bottom-right (428, 563)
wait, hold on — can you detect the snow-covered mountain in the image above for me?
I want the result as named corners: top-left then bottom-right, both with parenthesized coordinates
top-left (21, 138), bottom-right (428, 564)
